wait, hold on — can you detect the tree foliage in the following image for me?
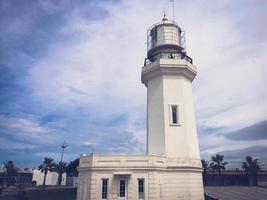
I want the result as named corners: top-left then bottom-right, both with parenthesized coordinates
top-left (242, 156), bottom-right (263, 173)
top-left (210, 154), bottom-right (228, 173)
top-left (201, 159), bottom-right (210, 185)
top-left (55, 161), bottom-right (67, 186)
top-left (38, 157), bottom-right (55, 186)
top-left (242, 156), bottom-right (263, 186)
top-left (66, 158), bottom-right (79, 177)
top-left (201, 159), bottom-right (210, 174)
top-left (2, 160), bottom-right (18, 186)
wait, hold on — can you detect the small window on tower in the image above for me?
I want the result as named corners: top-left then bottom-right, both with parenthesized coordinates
top-left (170, 105), bottom-right (180, 125)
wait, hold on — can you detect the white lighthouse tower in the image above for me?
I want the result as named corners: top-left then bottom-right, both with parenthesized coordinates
top-left (142, 16), bottom-right (200, 160)
top-left (77, 16), bottom-right (204, 200)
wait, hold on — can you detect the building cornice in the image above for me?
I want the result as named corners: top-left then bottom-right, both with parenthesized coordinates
top-left (141, 59), bottom-right (197, 86)
top-left (78, 166), bottom-right (203, 173)
top-left (78, 154), bottom-right (202, 173)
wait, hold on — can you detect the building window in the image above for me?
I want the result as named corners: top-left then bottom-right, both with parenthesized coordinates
top-left (170, 105), bottom-right (180, 125)
top-left (102, 179), bottom-right (108, 199)
top-left (138, 179), bottom-right (144, 199)
top-left (150, 27), bottom-right (157, 48)
top-left (119, 179), bottom-right (126, 197)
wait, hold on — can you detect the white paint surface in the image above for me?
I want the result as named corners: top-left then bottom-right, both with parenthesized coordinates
top-left (32, 169), bottom-right (66, 186)
top-left (142, 59), bottom-right (200, 159)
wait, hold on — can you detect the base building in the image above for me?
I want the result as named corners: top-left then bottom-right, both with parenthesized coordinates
top-left (77, 16), bottom-right (204, 200)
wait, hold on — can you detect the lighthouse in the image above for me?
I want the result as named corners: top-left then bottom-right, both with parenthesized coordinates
top-left (142, 16), bottom-right (200, 160)
top-left (77, 16), bottom-right (204, 200)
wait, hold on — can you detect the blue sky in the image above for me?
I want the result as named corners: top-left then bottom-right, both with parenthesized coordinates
top-left (0, 0), bottom-right (267, 169)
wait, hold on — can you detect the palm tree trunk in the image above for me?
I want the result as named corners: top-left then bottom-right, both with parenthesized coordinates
top-left (43, 171), bottom-right (47, 186)
top-left (202, 173), bottom-right (206, 186)
top-left (58, 173), bottom-right (62, 186)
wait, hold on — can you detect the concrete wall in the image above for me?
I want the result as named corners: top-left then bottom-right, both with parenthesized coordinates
top-left (77, 154), bottom-right (204, 200)
top-left (162, 75), bottom-right (200, 158)
top-left (78, 170), bottom-right (204, 200)
top-left (147, 76), bottom-right (165, 156)
top-left (32, 170), bottom-right (66, 186)
top-left (143, 59), bottom-right (201, 159)
top-left (163, 171), bottom-right (204, 199)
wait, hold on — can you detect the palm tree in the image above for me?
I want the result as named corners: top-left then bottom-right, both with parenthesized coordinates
top-left (242, 156), bottom-right (263, 186)
top-left (38, 157), bottom-right (55, 186)
top-left (55, 161), bottom-right (67, 186)
top-left (2, 160), bottom-right (18, 187)
top-left (66, 158), bottom-right (79, 177)
top-left (201, 159), bottom-right (210, 174)
top-left (201, 159), bottom-right (210, 185)
top-left (210, 154), bottom-right (228, 173)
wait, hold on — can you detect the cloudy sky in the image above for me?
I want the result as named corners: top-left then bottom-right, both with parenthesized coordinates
top-left (0, 0), bottom-right (267, 168)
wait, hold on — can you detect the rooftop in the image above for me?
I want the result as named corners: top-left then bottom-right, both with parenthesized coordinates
top-left (205, 186), bottom-right (267, 200)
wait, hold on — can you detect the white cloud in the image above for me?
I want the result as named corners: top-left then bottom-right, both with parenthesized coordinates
top-left (0, 115), bottom-right (61, 144)
top-left (26, 0), bottom-right (267, 155)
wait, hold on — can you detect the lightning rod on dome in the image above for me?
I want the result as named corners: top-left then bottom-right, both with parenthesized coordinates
top-left (170, 0), bottom-right (175, 21)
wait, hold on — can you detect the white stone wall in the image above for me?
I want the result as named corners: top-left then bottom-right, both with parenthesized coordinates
top-left (162, 75), bottom-right (200, 158)
top-left (32, 169), bottom-right (66, 186)
top-left (147, 75), bottom-right (165, 156)
top-left (77, 155), bottom-right (204, 200)
top-left (143, 59), bottom-right (201, 159)
top-left (163, 171), bottom-right (204, 200)
top-left (78, 170), bottom-right (204, 200)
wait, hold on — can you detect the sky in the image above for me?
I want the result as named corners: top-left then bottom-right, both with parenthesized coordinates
top-left (0, 0), bottom-right (267, 169)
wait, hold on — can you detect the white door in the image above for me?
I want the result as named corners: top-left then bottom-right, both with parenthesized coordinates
top-left (118, 179), bottom-right (127, 200)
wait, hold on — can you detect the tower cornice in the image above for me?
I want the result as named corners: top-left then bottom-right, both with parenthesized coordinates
top-left (141, 59), bottom-right (197, 86)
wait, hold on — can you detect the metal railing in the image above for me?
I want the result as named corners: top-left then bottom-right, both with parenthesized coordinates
top-left (144, 51), bottom-right (193, 66)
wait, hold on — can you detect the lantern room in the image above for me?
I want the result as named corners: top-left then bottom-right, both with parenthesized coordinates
top-left (146, 16), bottom-right (192, 64)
